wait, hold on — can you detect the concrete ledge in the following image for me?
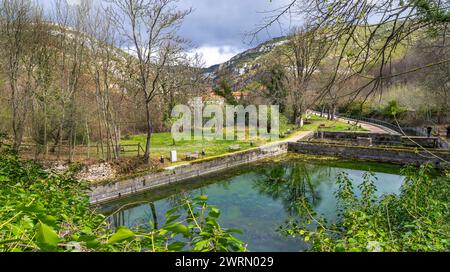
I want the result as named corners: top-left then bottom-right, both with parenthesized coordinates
top-left (89, 140), bottom-right (449, 205)
top-left (313, 131), bottom-right (402, 145)
top-left (89, 143), bottom-right (289, 204)
top-left (288, 142), bottom-right (450, 167)
top-left (311, 131), bottom-right (447, 149)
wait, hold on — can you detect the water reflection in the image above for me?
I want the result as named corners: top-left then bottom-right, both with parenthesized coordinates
top-left (100, 159), bottom-right (405, 252)
top-left (254, 162), bottom-right (326, 215)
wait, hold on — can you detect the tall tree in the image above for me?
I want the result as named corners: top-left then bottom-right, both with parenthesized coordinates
top-left (86, 4), bottom-right (122, 160)
top-left (283, 25), bottom-right (333, 124)
top-left (259, 62), bottom-right (288, 114)
top-left (0, 0), bottom-right (41, 150)
top-left (108, 0), bottom-right (191, 162)
top-left (254, 0), bottom-right (450, 104)
top-left (51, 0), bottom-right (89, 161)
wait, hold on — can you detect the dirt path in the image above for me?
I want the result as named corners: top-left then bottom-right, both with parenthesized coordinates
top-left (334, 117), bottom-right (393, 134)
top-left (283, 131), bottom-right (314, 142)
top-left (308, 111), bottom-right (399, 134)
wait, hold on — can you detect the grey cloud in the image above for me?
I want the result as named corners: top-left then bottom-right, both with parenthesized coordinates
top-left (37, 0), bottom-right (295, 48)
top-left (177, 0), bottom-right (295, 50)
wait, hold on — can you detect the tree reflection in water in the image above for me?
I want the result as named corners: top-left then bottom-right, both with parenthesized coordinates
top-left (254, 162), bottom-right (330, 215)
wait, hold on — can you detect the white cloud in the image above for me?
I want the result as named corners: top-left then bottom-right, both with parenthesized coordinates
top-left (188, 46), bottom-right (243, 67)
top-left (63, 0), bottom-right (81, 6)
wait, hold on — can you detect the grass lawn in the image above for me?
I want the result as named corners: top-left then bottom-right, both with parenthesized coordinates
top-left (301, 115), bottom-right (369, 132)
top-left (121, 132), bottom-right (257, 162)
top-left (120, 116), bottom-right (366, 163)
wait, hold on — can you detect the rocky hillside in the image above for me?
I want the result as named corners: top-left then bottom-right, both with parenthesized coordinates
top-left (205, 36), bottom-right (289, 91)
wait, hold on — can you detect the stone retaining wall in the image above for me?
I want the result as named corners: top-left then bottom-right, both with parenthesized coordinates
top-left (314, 131), bottom-right (446, 149)
top-left (314, 131), bottom-right (402, 145)
top-left (89, 143), bottom-right (289, 204)
top-left (288, 142), bottom-right (450, 167)
top-left (90, 139), bottom-right (450, 205)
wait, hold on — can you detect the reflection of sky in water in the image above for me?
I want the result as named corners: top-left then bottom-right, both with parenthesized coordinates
top-left (101, 161), bottom-right (405, 252)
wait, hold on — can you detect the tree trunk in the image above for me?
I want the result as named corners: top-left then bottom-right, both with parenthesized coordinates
top-left (144, 101), bottom-right (152, 163)
top-left (292, 107), bottom-right (298, 124)
top-left (330, 104), bottom-right (336, 120)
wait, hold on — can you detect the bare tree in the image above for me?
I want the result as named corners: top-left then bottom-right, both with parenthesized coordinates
top-left (0, 0), bottom-right (40, 150)
top-left (108, 0), bottom-right (191, 162)
top-left (27, 10), bottom-right (54, 158)
top-left (86, 3), bottom-right (122, 160)
top-left (159, 51), bottom-right (206, 127)
top-left (283, 25), bottom-right (333, 124)
top-left (253, 0), bottom-right (450, 104)
top-left (51, 0), bottom-right (89, 161)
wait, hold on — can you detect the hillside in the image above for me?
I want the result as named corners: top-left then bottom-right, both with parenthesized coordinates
top-left (205, 36), bottom-right (289, 90)
top-left (205, 25), bottom-right (421, 96)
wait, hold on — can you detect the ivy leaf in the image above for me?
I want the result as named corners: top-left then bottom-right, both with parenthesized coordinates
top-left (194, 195), bottom-right (208, 201)
top-left (167, 241), bottom-right (186, 251)
top-left (226, 228), bottom-right (243, 235)
top-left (163, 223), bottom-right (190, 236)
top-left (108, 227), bottom-right (135, 244)
top-left (36, 221), bottom-right (59, 250)
top-left (208, 207), bottom-right (220, 218)
top-left (193, 240), bottom-right (210, 251)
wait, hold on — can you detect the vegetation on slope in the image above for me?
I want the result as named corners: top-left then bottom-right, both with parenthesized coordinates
top-left (0, 135), bottom-right (245, 252)
top-left (280, 164), bottom-right (450, 252)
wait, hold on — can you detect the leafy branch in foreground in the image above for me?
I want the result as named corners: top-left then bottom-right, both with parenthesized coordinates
top-left (279, 164), bottom-right (449, 252)
top-left (0, 136), bottom-right (246, 252)
top-left (106, 195), bottom-right (246, 252)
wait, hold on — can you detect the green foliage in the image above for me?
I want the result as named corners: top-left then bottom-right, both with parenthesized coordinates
top-left (280, 164), bottom-right (449, 252)
top-left (0, 136), bottom-right (246, 252)
top-left (410, 0), bottom-right (450, 23)
top-left (382, 100), bottom-right (407, 119)
top-left (259, 64), bottom-right (288, 113)
top-left (0, 139), bottom-right (104, 252)
top-left (215, 80), bottom-right (238, 105)
top-left (340, 101), bottom-right (371, 117)
top-left (105, 196), bottom-right (246, 252)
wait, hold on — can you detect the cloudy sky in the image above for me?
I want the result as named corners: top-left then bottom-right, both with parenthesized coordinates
top-left (176, 0), bottom-right (296, 66)
top-left (38, 0), bottom-right (298, 67)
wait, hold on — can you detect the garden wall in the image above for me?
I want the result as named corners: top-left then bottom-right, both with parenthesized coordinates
top-left (288, 142), bottom-right (450, 167)
top-left (89, 143), bottom-right (289, 204)
top-left (314, 131), bottom-right (402, 145)
top-left (314, 131), bottom-right (446, 149)
top-left (90, 139), bottom-right (449, 205)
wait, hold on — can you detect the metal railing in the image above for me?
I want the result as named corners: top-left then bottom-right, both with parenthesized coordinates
top-left (337, 114), bottom-right (402, 134)
top-left (308, 110), bottom-right (401, 134)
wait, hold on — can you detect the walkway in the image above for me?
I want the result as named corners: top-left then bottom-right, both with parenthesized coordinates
top-left (165, 114), bottom-right (399, 171)
top-left (283, 131), bottom-right (314, 143)
top-left (335, 116), bottom-right (393, 134)
top-left (308, 111), bottom-right (400, 135)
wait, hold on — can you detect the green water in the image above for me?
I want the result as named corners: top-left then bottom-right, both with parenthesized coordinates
top-left (98, 157), bottom-right (405, 252)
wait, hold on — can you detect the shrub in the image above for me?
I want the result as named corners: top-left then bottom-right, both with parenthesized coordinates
top-left (0, 136), bottom-right (245, 252)
top-left (280, 164), bottom-right (449, 252)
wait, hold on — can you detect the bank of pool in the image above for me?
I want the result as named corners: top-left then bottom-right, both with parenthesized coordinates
top-left (97, 156), bottom-right (405, 252)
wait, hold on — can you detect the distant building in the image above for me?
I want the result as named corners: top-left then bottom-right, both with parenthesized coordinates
top-left (187, 90), bottom-right (225, 109)
top-left (232, 91), bottom-right (249, 101)
top-left (202, 89), bottom-right (225, 106)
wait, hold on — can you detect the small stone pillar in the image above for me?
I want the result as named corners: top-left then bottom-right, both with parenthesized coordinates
top-left (357, 137), bottom-right (373, 146)
top-left (170, 150), bottom-right (177, 163)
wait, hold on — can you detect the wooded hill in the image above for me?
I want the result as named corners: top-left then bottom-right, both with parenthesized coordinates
top-left (209, 24), bottom-right (449, 126)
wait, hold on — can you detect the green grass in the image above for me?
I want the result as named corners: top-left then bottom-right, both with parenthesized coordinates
top-left (121, 132), bottom-right (257, 162)
top-left (300, 115), bottom-right (368, 132)
top-left (119, 116), bottom-right (365, 163)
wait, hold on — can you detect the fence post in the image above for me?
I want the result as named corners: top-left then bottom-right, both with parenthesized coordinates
top-left (138, 143), bottom-right (141, 157)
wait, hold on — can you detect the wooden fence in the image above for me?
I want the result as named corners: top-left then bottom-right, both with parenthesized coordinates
top-left (18, 143), bottom-right (145, 161)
